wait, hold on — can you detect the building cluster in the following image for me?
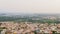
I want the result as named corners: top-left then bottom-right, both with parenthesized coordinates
top-left (0, 22), bottom-right (60, 34)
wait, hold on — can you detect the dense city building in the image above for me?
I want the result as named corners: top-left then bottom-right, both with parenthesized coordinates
top-left (0, 22), bottom-right (60, 34)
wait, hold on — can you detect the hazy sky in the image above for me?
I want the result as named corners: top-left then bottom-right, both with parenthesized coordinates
top-left (0, 0), bottom-right (60, 14)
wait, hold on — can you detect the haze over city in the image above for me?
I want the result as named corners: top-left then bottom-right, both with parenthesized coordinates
top-left (0, 0), bottom-right (60, 14)
top-left (1, 0), bottom-right (60, 34)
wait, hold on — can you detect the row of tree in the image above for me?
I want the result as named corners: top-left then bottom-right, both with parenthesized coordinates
top-left (0, 16), bottom-right (60, 23)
